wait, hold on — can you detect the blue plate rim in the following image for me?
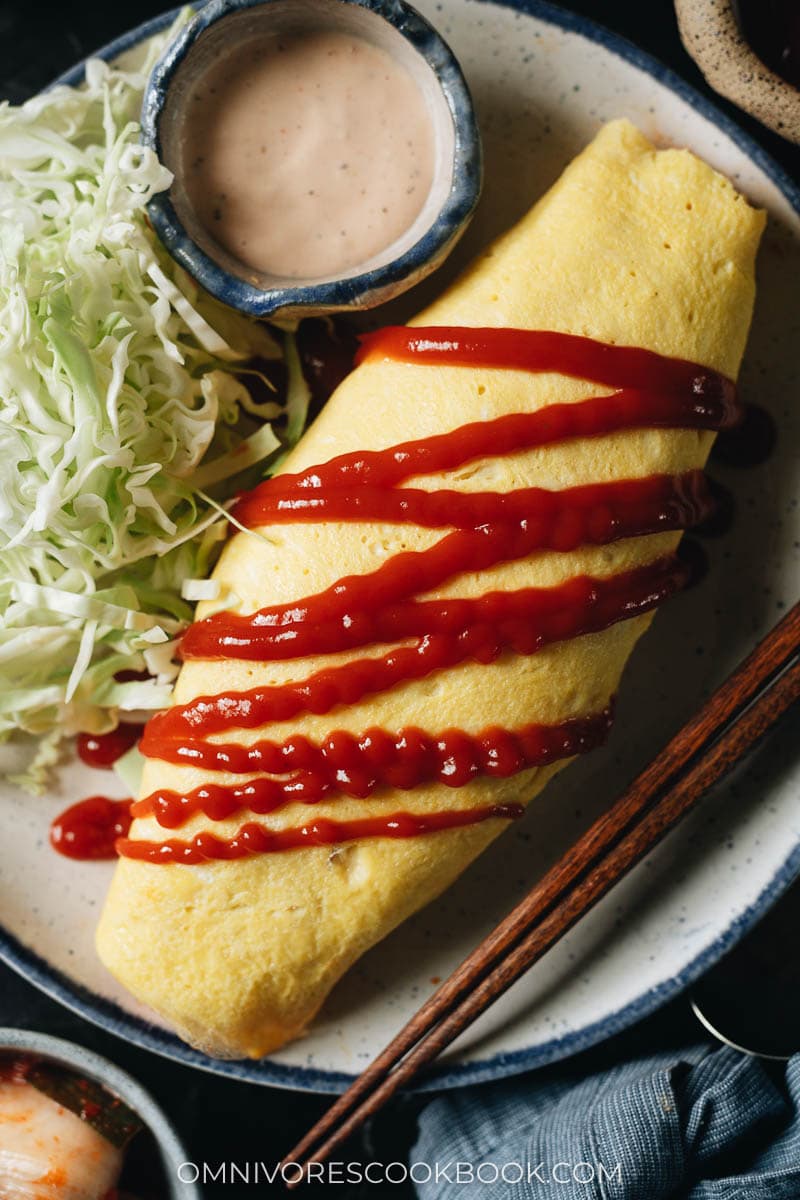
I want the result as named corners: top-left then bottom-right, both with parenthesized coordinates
top-left (7, 0), bottom-right (797, 1094)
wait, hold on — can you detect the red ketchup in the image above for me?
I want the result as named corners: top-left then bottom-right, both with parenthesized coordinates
top-left (118, 806), bottom-right (526, 864)
top-left (134, 708), bottom-right (615, 828)
top-left (51, 796), bottom-right (132, 861)
top-left (76, 723), bottom-right (143, 769)
top-left (119, 328), bottom-right (736, 865)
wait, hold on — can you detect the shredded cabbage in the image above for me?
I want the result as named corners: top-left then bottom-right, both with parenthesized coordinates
top-left (0, 22), bottom-right (300, 788)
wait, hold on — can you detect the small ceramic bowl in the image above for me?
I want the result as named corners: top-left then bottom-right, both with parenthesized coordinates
top-left (0, 1028), bottom-right (200, 1198)
top-left (141, 0), bottom-right (482, 317)
top-left (675, 0), bottom-right (800, 145)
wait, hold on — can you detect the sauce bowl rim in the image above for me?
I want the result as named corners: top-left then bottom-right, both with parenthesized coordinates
top-left (141, 0), bottom-right (483, 316)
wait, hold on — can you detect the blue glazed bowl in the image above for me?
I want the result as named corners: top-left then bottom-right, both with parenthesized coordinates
top-left (141, 0), bottom-right (482, 317)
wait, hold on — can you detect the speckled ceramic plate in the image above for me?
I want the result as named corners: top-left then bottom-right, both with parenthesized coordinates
top-left (2, 0), bottom-right (799, 1094)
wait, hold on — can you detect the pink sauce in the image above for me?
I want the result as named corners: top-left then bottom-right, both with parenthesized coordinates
top-left (181, 30), bottom-right (435, 279)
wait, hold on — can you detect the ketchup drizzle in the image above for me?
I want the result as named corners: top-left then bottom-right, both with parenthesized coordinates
top-left (356, 327), bottom-right (736, 402)
top-left (122, 328), bottom-right (734, 864)
top-left (235, 388), bottom-right (737, 523)
top-left (134, 708), bottom-right (614, 829)
top-left (51, 796), bottom-right (132, 861)
top-left (148, 558), bottom-right (687, 742)
top-left (76, 723), bottom-right (143, 769)
top-left (118, 805), bottom-right (526, 865)
top-left (234, 469), bottom-right (712, 534)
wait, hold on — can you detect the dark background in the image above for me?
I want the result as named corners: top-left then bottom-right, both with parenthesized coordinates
top-left (0, 1), bottom-right (797, 1195)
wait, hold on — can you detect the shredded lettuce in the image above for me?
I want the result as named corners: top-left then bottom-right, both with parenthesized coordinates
top-left (0, 22), bottom-right (300, 788)
top-left (112, 741), bottom-right (145, 798)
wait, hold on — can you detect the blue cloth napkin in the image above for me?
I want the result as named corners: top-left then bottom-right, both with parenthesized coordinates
top-left (411, 1046), bottom-right (800, 1198)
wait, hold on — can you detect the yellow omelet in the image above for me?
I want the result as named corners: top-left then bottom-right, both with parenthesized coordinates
top-left (97, 120), bottom-right (764, 1058)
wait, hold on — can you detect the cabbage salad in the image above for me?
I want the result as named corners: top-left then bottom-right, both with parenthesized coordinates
top-left (0, 23), bottom-right (311, 788)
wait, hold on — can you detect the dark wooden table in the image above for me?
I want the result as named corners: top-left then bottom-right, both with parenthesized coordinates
top-left (0, 2), bottom-right (796, 1194)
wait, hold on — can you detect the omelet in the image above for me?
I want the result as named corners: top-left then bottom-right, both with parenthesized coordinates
top-left (96, 120), bottom-right (764, 1058)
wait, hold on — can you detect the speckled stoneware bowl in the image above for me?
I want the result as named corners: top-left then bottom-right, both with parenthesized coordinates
top-left (676, 0), bottom-right (800, 145)
top-left (141, 0), bottom-right (481, 317)
top-left (0, 1029), bottom-right (200, 1197)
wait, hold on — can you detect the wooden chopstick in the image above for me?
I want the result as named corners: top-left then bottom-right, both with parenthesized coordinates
top-left (284, 599), bottom-right (800, 1181)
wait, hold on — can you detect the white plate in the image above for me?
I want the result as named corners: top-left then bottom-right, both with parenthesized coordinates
top-left (2, 0), bottom-right (799, 1093)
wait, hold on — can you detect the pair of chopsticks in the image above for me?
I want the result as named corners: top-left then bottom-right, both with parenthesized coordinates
top-left (284, 598), bottom-right (800, 1181)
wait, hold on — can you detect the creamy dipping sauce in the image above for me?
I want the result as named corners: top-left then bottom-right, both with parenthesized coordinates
top-left (181, 31), bottom-right (436, 279)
